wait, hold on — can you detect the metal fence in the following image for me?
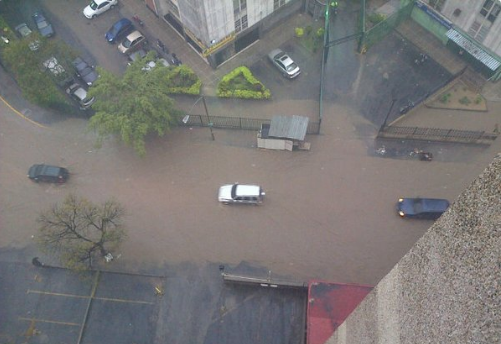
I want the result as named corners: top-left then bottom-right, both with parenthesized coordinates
top-left (377, 125), bottom-right (498, 144)
top-left (176, 113), bottom-right (321, 135)
top-left (361, 1), bottom-right (414, 51)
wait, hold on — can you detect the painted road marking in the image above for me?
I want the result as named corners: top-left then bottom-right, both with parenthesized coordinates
top-left (0, 94), bottom-right (47, 128)
top-left (27, 289), bottom-right (155, 305)
top-left (19, 317), bottom-right (80, 327)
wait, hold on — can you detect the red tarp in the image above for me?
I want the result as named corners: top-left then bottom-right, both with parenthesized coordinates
top-left (307, 280), bottom-right (373, 344)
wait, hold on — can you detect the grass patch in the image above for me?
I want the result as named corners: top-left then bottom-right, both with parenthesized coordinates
top-left (162, 65), bottom-right (201, 95)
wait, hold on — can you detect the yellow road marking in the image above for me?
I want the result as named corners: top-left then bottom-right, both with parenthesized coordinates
top-left (27, 289), bottom-right (155, 305)
top-left (19, 317), bottom-right (80, 327)
top-left (0, 94), bottom-right (47, 128)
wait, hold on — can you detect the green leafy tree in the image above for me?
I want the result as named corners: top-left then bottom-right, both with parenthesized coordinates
top-left (37, 194), bottom-right (127, 271)
top-left (88, 52), bottom-right (178, 156)
top-left (1, 37), bottom-right (70, 107)
top-left (1, 35), bottom-right (74, 109)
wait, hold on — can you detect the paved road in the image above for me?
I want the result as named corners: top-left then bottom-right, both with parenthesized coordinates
top-left (1, 0), bottom-right (500, 286)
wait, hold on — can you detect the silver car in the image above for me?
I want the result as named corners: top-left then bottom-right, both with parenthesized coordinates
top-left (66, 83), bottom-right (95, 110)
top-left (268, 49), bottom-right (301, 79)
top-left (218, 184), bottom-right (265, 205)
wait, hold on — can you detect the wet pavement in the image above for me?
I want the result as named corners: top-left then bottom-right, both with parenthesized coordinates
top-left (2, 1), bottom-right (501, 343)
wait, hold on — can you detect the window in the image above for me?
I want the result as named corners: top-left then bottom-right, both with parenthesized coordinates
top-left (242, 15), bottom-right (248, 30)
top-left (480, 0), bottom-right (494, 17)
top-left (468, 20), bottom-right (489, 42)
top-left (235, 18), bottom-right (241, 33)
top-left (488, 4), bottom-right (501, 22)
top-left (480, 0), bottom-right (501, 22)
top-left (428, 0), bottom-right (445, 11)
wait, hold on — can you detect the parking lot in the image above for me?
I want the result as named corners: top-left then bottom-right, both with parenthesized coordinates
top-left (0, 261), bottom-right (306, 344)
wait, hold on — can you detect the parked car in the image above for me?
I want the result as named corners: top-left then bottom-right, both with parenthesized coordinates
top-left (218, 184), bottom-right (265, 205)
top-left (72, 57), bottom-right (99, 86)
top-left (28, 164), bottom-right (69, 183)
top-left (118, 30), bottom-right (147, 54)
top-left (66, 82), bottom-right (95, 110)
top-left (105, 18), bottom-right (134, 43)
top-left (397, 198), bottom-right (450, 219)
top-left (32, 11), bottom-right (54, 38)
top-left (83, 0), bottom-right (118, 19)
top-left (14, 23), bottom-right (39, 51)
top-left (127, 49), bottom-right (148, 65)
top-left (268, 49), bottom-right (301, 79)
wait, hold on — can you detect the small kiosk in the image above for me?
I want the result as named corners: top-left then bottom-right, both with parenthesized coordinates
top-left (257, 115), bottom-right (311, 151)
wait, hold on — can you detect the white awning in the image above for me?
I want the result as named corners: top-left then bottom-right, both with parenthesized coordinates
top-left (446, 29), bottom-right (501, 71)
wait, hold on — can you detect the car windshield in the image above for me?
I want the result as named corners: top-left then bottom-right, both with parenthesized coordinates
top-left (286, 63), bottom-right (298, 72)
top-left (89, 1), bottom-right (99, 10)
top-left (123, 38), bottom-right (132, 48)
top-left (37, 20), bottom-right (48, 29)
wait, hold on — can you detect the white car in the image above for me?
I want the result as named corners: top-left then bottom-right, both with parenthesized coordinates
top-left (83, 0), bottom-right (118, 19)
top-left (268, 49), bottom-right (301, 79)
top-left (218, 184), bottom-right (265, 205)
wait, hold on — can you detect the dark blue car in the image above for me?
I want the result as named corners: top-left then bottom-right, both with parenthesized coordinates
top-left (397, 198), bottom-right (450, 219)
top-left (105, 18), bottom-right (134, 43)
top-left (32, 11), bottom-right (54, 38)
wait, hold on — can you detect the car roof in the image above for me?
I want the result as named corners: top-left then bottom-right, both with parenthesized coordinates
top-left (15, 23), bottom-right (32, 36)
top-left (115, 18), bottom-right (132, 27)
top-left (401, 198), bottom-right (449, 214)
top-left (126, 30), bottom-right (143, 41)
top-left (94, 0), bottom-right (110, 5)
top-left (234, 184), bottom-right (261, 197)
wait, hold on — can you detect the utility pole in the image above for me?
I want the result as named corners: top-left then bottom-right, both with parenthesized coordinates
top-left (202, 96), bottom-right (215, 141)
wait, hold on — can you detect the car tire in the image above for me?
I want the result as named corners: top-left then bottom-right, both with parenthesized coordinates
top-left (92, 15), bottom-right (97, 19)
top-left (111, 5), bottom-right (115, 9)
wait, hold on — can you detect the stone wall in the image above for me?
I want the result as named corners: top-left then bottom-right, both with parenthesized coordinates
top-left (327, 154), bottom-right (501, 344)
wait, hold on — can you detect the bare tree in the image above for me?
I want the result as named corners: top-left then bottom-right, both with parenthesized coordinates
top-left (37, 194), bottom-right (126, 270)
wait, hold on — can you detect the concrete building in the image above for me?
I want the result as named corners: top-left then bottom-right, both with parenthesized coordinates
top-left (143, 0), bottom-right (304, 68)
top-left (325, 154), bottom-right (501, 344)
top-left (412, 0), bottom-right (501, 80)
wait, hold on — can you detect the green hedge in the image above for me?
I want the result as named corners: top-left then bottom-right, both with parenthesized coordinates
top-left (217, 66), bottom-right (271, 99)
top-left (164, 65), bottom-right (201, 95)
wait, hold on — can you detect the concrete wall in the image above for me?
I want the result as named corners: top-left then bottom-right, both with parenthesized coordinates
top-left (326, 154), bottom-right (501, 344)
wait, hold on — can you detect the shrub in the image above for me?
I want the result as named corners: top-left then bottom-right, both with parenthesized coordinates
top-left (316, 28), bottom-right (325, 38)
top-left (459, 96), bottom-right (471, 105)
top-left (295, 27), bottom-right (304, 38)
top-left (216, 66), bottom-right (271, 99)
top-left (368, 13), bottom-right (386, 25)
top-left (163, 65), bottom-right (202, 95)
top-left (439, 93), bottom-right (451, 103)
top-left (474, 95), bottom-right (483, 104)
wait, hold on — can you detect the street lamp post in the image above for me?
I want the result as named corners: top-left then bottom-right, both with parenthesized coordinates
top-left (202, 96), bottom-right (215, 141)
top-left (188, 96), bottom-right (215, 141)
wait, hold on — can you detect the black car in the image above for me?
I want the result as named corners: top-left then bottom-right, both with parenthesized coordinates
top-left (32, 11), bottom-right (54, 38)
top-left (105, 18), bottom-right (134, 43)
top-left (28, 164), bottom-right (69, 183)
top-left (72, 57), bottom-right (99, 86)
top-left (397, 198), bottom-right (450, 219)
